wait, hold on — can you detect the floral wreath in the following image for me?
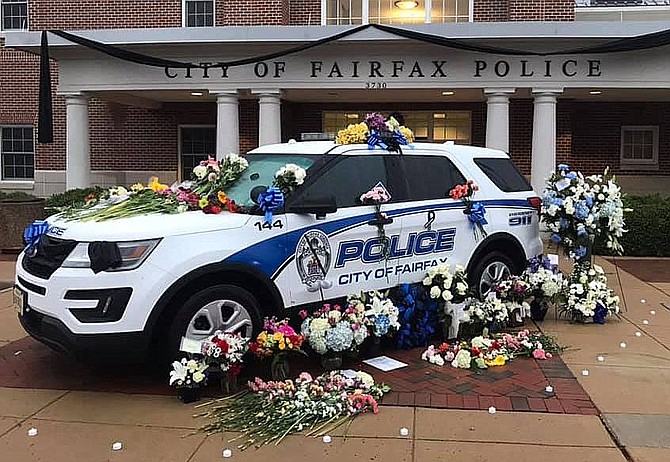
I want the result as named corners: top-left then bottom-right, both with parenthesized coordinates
top-left (336, 112), bottom-right (415, 153)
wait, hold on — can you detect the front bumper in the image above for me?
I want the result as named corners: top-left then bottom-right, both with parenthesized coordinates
top-left (19, 304), bottom-right (150, 359)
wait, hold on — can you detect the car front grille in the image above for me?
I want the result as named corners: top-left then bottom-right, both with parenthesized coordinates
top-left (22, 235), bottom-right (78, 280)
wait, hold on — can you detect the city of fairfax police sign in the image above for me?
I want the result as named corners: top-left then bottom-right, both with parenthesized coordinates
top-left (164, 57), bottom-right (603, 82)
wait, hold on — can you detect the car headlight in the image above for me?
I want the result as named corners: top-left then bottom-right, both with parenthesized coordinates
top-left (62, 239), bottom-right (161, 271)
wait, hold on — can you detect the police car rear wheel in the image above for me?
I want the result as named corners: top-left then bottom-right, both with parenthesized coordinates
top-left (471, 251), bottom-right (514, 298)
top-left (169, 284), bottom-right (262, 352)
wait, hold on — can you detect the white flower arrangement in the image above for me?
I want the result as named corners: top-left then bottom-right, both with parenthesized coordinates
top-left (169, 357), bottom-right (208, 388)
top-left (422, 264), bottom-right (469, 303)
top-left (462, 298), bottom-right (510, 325)
top-left (300, 303), bottom-right (368, 355)
top-left (561, 262), bottom-right (620, 323)
top-left (541, 165), bottom-right (629, 260)
top-left (523, 267), bottom-right (564, 302)
top-left (350, 291), bottom-right (401, 338)
top-left (201, 331), bottom-right (249, 372)
top-left (274, 163), bottom-right (307, 194)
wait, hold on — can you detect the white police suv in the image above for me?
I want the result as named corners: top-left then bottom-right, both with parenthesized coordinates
top-left (14, 141), bottom-right (542, 358)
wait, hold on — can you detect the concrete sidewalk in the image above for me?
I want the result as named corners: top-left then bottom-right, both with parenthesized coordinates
top-left (0, 255), bottom-right (668, 461)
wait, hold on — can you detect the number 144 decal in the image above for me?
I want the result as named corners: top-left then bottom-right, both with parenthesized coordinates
top-left (254, 220), bottom-right (284, 231)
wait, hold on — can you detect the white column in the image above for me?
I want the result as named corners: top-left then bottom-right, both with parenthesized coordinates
top-left (64, 94), bottom-right (91, 189)
top-left (484, 89), bottom-right (515, 152)
top-left (424, 0), bottom-right (432, 23)
top-left (256, 91), bottom-right (282, 146)
top-left (215, 92), bottom-right (240, 157)
top-left (531, 90), bottom-right (562, 194)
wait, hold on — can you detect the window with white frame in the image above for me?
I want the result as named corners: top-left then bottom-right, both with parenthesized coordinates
top-left (323, 0), bottom-right (471, 24)
top-left (180, 126), bottom-right (216, 180)
top-left (0, 126), bottom-right (34, 180)
top-left (183, 0), bottom-right (214, 27)
top-left (620, 125), bottom-right (659, 168)
top-left (1, 0), bottom-right (28, 31)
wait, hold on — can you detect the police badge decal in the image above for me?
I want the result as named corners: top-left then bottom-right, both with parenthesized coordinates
top-left (295, 230), bottom-right (333, 292)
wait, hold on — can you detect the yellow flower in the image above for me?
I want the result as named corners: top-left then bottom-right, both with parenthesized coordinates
top-left (198, 197), bottom-right (209, 209)
top-left (278, 339), bottom-right (286, 350)
top-left (485, 355), bottom-right (506, 367)
top-left (258, 332), bottom-right (267, 343)
top-left (130, 183), bottom-right (145, 193)
top-left (336, 123), bottom-right (369, 145)
top-left (273, 332), bottom-right (283, 342)
top-left (399, 126), bottom-right (415, 143)
top-left (217, 191), bottom-right (228, 204)
top-left (148, 177), bottom-right (169, 192)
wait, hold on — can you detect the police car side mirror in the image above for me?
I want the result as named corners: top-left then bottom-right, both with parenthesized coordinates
top-left (288, 196), bottom-right (337, 219)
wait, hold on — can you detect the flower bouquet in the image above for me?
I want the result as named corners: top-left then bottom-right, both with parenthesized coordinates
top-left (461, 297), bottom-right (509, 338)
top-left (273, 163), bottom-right (307, 195)
top-left (299, 303), bottom-right (368, 370)
top-left (541, 164), bottom-right (629, 261)
top-left (421, 329), bottom-right (563, 370)
top-left (522, 256), bottom-right (564, 321)
top-left (196, 371), bottom-right (390, 449)
top-left (249, 317), bottom-right (306, 381)
top-left (422, 263), bottom-right (470, 340)
top-left (492, 275), bottom-right (531, 327)
top-left (561, 262), bottom-right (620, 324)
top-left (336, 112), bottom-right (414, 153)
top-left (449, 180), bottom-right (487, 241)
top-left (191, 153), bottom-right (249, 197)
top-left (349, 291), bottom-right (400, 357)
top-left (169, 357), bottom-right (209, 403)
top-left (360, 184), bottom-right (393, 260)
top-left (201, 331), bottom-right (249, 394)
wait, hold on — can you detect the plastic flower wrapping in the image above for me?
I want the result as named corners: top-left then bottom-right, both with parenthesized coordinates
top-left (249, 317), bottom-right (305, 358)
top-left (420, 330), bottom-right (563, 370)
top-left (200, 331), bottom-right (249, 374)
top-left (299, 303), bottom-right (369, 355)
top-left (169, 357), bottom-right (209, 388)
top-left (196, 370), bottom-right (390, 450)
top-left (349, 291), bottom-right (401, 338)
top-left (492, 275), bottom-right (531, 321)
top-left (541, 164), bottom-right (629, 259)
top-left (561, 262), bottom-right (620, 323)
top-left (336, 112), bottom-right (414, 152)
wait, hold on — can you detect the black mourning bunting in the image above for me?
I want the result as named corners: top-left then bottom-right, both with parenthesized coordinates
top-left (37, 24), bottom-right (670, 144)
top-left (88, 241), bottom-right (122, 273)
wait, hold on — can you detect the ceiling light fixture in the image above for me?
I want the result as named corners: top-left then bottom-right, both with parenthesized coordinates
top-left (589, 90), bottom-right (602, 95)
top-left (442, 91), bottom-right (455, 96)
top-left (190, 91), bottom-right (204, 96)
top-left (394, 0), bottom-right (419, 10)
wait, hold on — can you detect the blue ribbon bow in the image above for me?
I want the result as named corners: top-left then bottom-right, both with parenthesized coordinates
top-left (367, 130), bottom-right (388, 150)
top-left (393, 130), bottom-right (409, 146)
top-left (467, 202), bottom-right (488, 227)
top-left (258, 187), bottom-right (284, 224)
top-left (23, 220), bottom-right (49, 249)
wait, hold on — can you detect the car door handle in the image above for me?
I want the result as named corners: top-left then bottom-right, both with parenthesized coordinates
top-left (367, 216), bottom-right (394, 226)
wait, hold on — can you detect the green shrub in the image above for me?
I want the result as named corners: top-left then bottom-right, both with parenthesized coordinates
top-left (45, 187), bottom-right (104, 211)
top-left (0, 191), bottom-right (38, 202)
top-left (595, 195), bottom-right (670, 257)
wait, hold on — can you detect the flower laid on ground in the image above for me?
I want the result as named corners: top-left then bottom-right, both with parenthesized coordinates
top-left (273, 163), bottom-right (307, 195)
top-left (196, 371), bottom-right (390, 449)
top-left (561, 261), bottom-right (620, 324)
top-left (249, 317), bottom-right (305, 357)
top-left (541, 164), bottom-right (629, 260)
top-left (169, 357), bottom-right (209, 388)
top-left (299, 303), bottom-right (368, 356)
top-left (449, 180), bottom-right (487, 241)
top-left (336, 112), bottom-right (414, 153)
top-left (349, 291), bottom-right (401, 338)
top-left (420, 330), bottom-right (564, 370)
top-left (201, 331), bottom-right (249, 375)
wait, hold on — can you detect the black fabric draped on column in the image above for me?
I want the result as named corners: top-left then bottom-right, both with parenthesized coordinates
top-left (36, 24), bottom-right (670, 144)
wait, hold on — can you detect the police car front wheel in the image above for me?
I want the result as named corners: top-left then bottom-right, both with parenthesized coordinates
top-left (168, 284), bottom-right (263, 351)
top-left (471, 251), bottom-right (514, 298)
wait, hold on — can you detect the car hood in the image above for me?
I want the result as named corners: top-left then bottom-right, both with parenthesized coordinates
top-left (44, 210), bottom-right (253, 242)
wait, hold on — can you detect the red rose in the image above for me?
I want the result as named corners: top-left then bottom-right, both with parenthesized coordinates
top-left (229, 364), bottom-right (241, 376)
top-left (215, 338), bottom-right (229, 354)
top-left (470, 347), bottom-right (481, 356)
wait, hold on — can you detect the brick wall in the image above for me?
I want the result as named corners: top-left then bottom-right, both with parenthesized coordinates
top-left (509, 100), bottom-right (532, 175)
top-left (473, 0), bottom-right (509, 22)
top-left (508, 0), bottom-right (574, 21)
top-left (219, 0), bottom-right (288, 25)
top-left (29, 0), bottom-right (182, 30)
top-left (289, 0), bottom-right (320, 25)
top-left (571, 102), bottom-right (670, 176)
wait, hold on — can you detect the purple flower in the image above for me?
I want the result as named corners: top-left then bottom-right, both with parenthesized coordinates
top-left (365, 112), bottom-right (386, 132)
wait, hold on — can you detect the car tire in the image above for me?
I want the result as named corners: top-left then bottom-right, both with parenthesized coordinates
top-left (167, 284), bottom-right (263, 357)
top-left (469, 251), bottom-right (516, 299)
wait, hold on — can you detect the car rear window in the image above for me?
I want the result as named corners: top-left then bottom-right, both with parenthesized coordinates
top-left (473, 158), bottom-right (533, 192)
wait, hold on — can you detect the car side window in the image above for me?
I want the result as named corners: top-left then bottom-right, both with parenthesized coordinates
top-left (401, 155), bottom-right (466, 201)
top-left (298, 155), bottom-right (389, 208)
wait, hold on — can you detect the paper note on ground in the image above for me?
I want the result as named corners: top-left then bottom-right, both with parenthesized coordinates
top-left (363, 356), bottom-right (408, 372)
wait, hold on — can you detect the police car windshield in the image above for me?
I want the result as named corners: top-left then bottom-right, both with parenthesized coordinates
top-left (226, 154), bottom-right (318, 207)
